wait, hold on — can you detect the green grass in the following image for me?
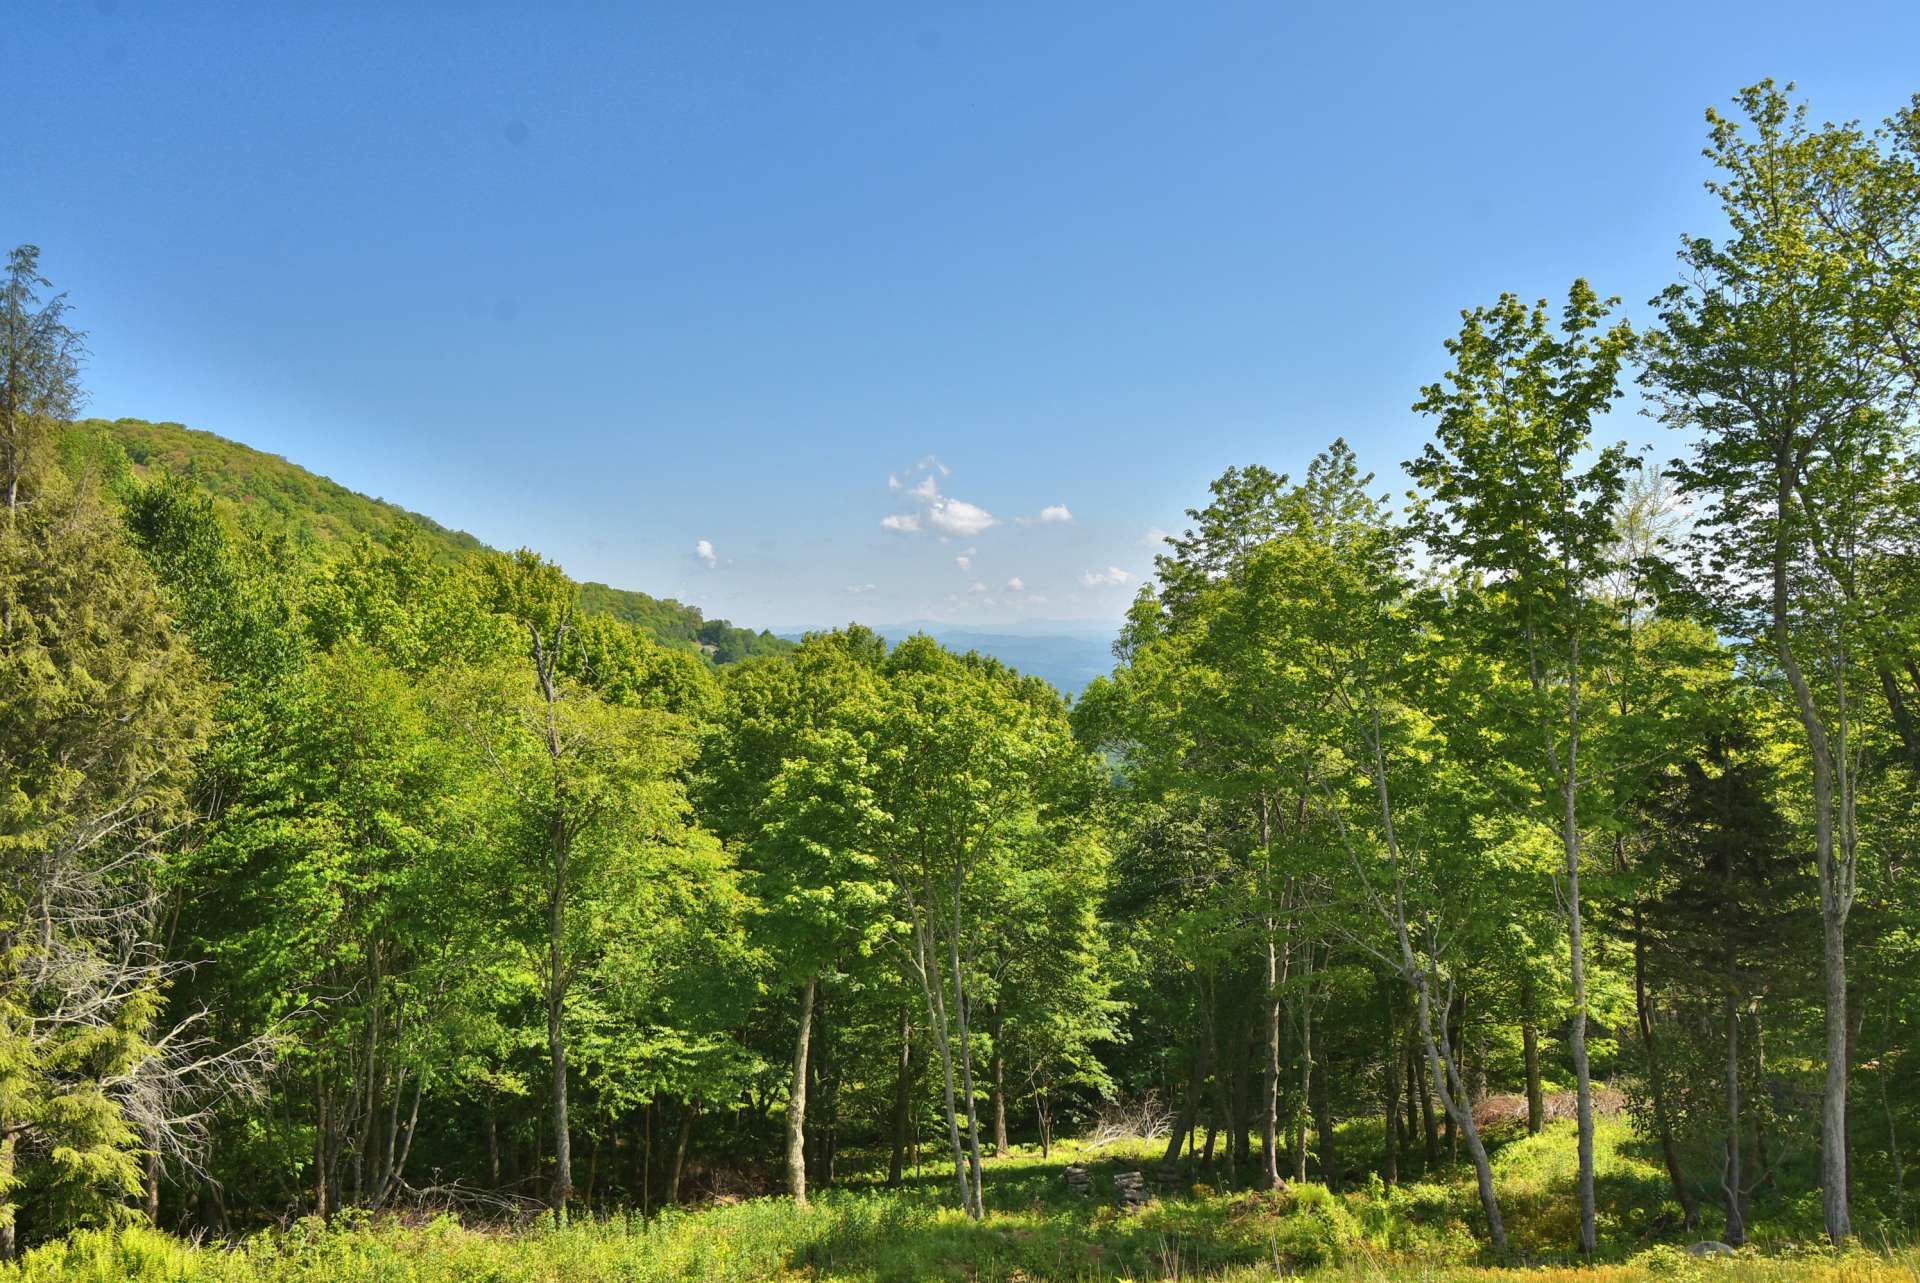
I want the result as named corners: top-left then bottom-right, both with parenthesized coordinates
top-left (8, 1125), bottom-right (1913, 1281)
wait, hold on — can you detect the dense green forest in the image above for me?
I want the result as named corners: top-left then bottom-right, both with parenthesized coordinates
top-left (6, 83), bottom-right (1920, 1282)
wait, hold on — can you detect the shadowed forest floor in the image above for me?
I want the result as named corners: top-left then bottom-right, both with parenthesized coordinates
top-left (9, 1119), bottom-right (1915, 1282)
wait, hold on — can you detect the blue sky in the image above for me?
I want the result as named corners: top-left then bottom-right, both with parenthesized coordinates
top-left (8, 1), bottom-right (1918, 631)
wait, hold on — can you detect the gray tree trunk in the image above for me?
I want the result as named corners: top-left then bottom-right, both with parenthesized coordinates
top-left (1263, 935), bottom-right (1284, 1190)
top-left (1724, 981), bottom-right (1745, 1245)
top-left (788, 975), bottom-right (816, 1206)
top-left (546, 838), bottom-right (572, 1224)
top-left (888, 1006), bottom-right (912, 1186)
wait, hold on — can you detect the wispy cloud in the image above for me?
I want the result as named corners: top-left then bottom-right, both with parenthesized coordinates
top-left (1005, 577), bottom-right (1025, 591)
top-left (846, 583), bottom-right (878, 594)
top-left (884, 463), bottom-right (999, 538)
top-left (1018, 504), bottom-right (1073, 526)
top-left (1140, 525), bottom-right (1172, 548)
top-left (927, 495), bottom-right (998, 538)
top-left (695, 538), bottom-right (718, 568)
top-left (1082, 565), bottom-right (1136, 587)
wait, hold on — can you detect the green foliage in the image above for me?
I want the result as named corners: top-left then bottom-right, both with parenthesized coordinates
top-left (71, 418), bottom-right (790, 665)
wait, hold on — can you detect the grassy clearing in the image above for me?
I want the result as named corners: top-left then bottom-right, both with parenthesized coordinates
top-left (8, 1123), bottom-right (1912, 1281)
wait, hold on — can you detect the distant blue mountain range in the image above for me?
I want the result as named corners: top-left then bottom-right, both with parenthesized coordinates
top-left (776, 621), bottom-right (1120, 697)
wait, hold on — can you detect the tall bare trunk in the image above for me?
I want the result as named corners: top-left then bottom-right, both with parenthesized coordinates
top-left (788, 975), bottom-right (816, 1206)
top-left (989, 1006), bottom-right (1009, 1155)
top-left (1560, 628), bottom-right (1597, 1258)
top-left (1724, 979), bottom-right (1745, 1245)
top-left (1775, 465), bottom-right (1852, 1244)
top-left (547, 839), bottom-right (572, 1224)
top-left (950, 897), bottom-right (986, 1217)
top-left (145, 1140), bottom-right (162, 1226)
top-left (486, 1089), bottom-right (501, 1187)
top-left (1165, 1032), bottom-right (1206, 1165)
top-left (912, 902), bottom-right (975, 1216)
top-left (1293, 988), bottom-right (1312, 1185)
top-left (1263, 933), bottom-right (1284, 1190)
top-left (314, 1083), bottom-right (331, 1219)
top-left (1313, 1051), bottom-right (1338, 1192)
top-left (1383, 997), bottom-right (1401, 1187)
top-left (1415, 976), bottom-right (1507, 1253)
top-left (889, 1006), bottom-right (912, 1186)
top-left (669, 1098), bottom-right (698, 1205)
top-left (1214, 1011), bottom-right (1240, 1187)
top-left (1521, 975), bottom-right (1544, 1137)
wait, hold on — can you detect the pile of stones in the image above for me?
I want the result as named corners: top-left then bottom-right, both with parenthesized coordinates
top-left (1063, 1164), bottom-right (1092, 1196)
top-left (1151, 1164), bottom-right (1185, 1198)
top-left (1113, 1169), bottom-right (1150, 1214)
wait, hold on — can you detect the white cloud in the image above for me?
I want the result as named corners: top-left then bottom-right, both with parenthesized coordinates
top-left (926, 496), bottom-right (998, 538)
top-left (879, 458), bottom-right (998, 538)
top-left (846, 583), bottom-right (877, 594)
top-left (955, 554), bottom-right (972, 572)
top-left (1005, 577), bottom-right (1025, 591)
top-left (695, 539), bottom-right (718, 568)
top-left (1018, 504), bottom-right (1074, 526)
top-left (1082, 565), bottom-right (1136, 587)
top-left (969, 581), bottom-right (989, 594)
top-left (1141, 525), bottom-right (1172, 548)
top-left (890, 455), bottom-right (950, 493)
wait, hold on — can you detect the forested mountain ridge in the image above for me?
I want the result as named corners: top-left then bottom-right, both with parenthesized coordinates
top-left (62, 416), bottom-right (792, 663)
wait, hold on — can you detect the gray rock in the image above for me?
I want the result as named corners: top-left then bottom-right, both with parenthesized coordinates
top-left (1687, 1241), bottom-right (1738, 1258)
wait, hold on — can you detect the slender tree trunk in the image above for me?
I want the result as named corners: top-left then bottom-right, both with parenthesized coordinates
top-left (1560, 676), bottom-right (1597, 1258)
top-left (1415, 975), bottom-right (1508, 1253)
top-left (668, 1098), bottom-right (698, 1205)
top-left (1213, 1012), bottom-right (1239, 1187)
top-left (913, 903), bottom-right (975, 1216)
top-left (950, 899), bottom-right (986, 1218)
top-left (1417, 1040), bottom-right (1437, 1166)
top-left (547, 829), bottom-right (573, 1224)
top-left (1, 1133), bottom-right (16, 1262)
top-left (1753, 1011), bottom-right (1774, 1193)
top-left (1263, 933), bottom-right (1284, 1190)
top-left (889, 1006), bottom-right (912, 1186)
top-left (788, 974), bottom-right (816, 1206)
top-left (1294, 990), bottom-right (1312, 1185)
top-left (1313, 1053), bottom-right (1337, 1192)
top-left (314, 1083), bottom-right (331, 1220)
top-left (1520, 974), bottom-right (1544, 1137)
top-left (1165, 1033), bottom-right (1206, 1165)
top-left (1384, 1003), bottom-right (1401, 1187)
top-left (1724, 978), bottom-right (1746, 1245)
top-left (1775, 464), bottom-right (1852, 1244)
top-left (584, 1129), bottom-right (601, 1215)
top-left (146, 1139), bottom-right (162, 1227)
top-left (486, 1089), bottom-right (501, 1187)
top-left (1441, 991), bottom-right (1459, 1164)
top-left (989, 1006), bottom-right (1009, 1156)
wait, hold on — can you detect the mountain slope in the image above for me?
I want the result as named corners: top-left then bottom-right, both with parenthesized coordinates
top-left (70, 418), bottom-right (790, 663)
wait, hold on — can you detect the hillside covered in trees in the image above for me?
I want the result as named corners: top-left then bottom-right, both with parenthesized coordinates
top-left (61, 416), bottom-right (793, 665)
top-left (7, 82), bottom-right (1920, 1283)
